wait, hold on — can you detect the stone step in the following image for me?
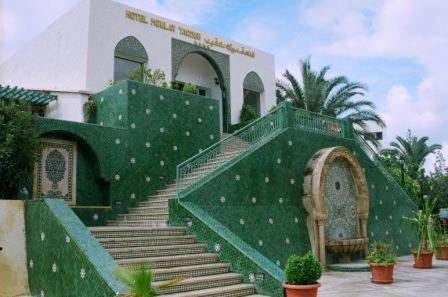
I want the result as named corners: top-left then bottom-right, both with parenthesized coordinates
top-left (117, 213), bottom-right (169, 221)
top-left (152, 263), bottom-right (229, 282)
top-left (117, 253), bottom-right (219, 269)
top-left (154, 273), bottom-right (243, 295)
top-left (157, 284), bottom-right (256, 297)
top-left (108, 244), bottom-right (207, 260)
top-left (128, 206), bottom-right (168, 214)
top-left (147, 192), bottom-right (176, 200)
top-left (97, 235), bottom-right (197, 249)
top-left (106, 220), bottom-right (167, 227)
top-left (138, 200), bottom-right (169, 208)
top-left (89, 226), bottom-right (185, 238)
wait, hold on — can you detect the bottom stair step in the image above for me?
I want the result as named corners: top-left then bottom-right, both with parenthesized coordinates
top-left (157, 283), bottom-right (256, 297)
top-left (154, 273), bottom-right (243, 295)
top-left (153, 263), bottom-right (229, 281)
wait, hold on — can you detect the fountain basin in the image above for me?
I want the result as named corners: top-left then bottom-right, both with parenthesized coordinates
top-left (325, 238), bottom-right (369, 263)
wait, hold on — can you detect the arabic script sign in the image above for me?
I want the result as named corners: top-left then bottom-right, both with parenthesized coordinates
top-left (125, 9), bottom-right (255, 58)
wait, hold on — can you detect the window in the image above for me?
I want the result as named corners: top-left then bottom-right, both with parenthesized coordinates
top-left (114, 57), bottom-right (143, 81)
top-left (243, 89), bottom-right (260, 116)
top-left (114, 36), bottom-right (148, 81)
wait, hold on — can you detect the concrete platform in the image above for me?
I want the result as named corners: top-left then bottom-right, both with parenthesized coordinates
top-left (319, 255), bottom-right (448, 297)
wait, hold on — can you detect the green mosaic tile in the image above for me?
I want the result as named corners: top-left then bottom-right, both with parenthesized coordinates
top-left (182, 127), bottom-right (418, 268)
top-left (25, 199), bottom-right (125, 297)
top-left (169, 199), bottom-right (284, 297)
top-left (35, 81), bottom-right (219, 225)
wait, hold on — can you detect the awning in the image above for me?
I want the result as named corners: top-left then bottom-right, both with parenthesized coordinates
top-left (0, 85), bottom-right (57, 106)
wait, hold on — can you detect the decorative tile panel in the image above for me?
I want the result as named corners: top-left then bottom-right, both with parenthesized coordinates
top-left (33, 139), bottom-right (77, 205)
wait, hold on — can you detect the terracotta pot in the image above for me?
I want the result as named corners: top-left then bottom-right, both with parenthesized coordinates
top-left (283, 283), bottom-right (321, 297)
top-left (435, 246), bottom-right (448, 260)
top-left (369, 263), bottom-right (394, 284)
top-left (412, 251), bottom-right (433, 268)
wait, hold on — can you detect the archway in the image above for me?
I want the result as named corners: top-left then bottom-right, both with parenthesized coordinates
top-left (302, 146), bottom-right (369, 266)
top-left (114, 36), bottom-right (148, 81)
top-left (243, 71), bottom-right (264, 116)
top-left (174, 52), bottom-right (226, 131)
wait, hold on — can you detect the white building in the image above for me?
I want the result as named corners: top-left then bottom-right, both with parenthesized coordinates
top-left (0, 0), bottom-right (275, 131)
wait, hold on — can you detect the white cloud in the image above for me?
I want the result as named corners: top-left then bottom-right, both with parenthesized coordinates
top-left (300, 0), bottom-right (448, 167)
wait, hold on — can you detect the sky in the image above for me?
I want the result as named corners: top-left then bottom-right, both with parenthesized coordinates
top-left (1, 0), bottom-right (447, 170)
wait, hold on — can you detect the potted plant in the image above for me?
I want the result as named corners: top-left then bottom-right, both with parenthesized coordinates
top-left (403, 198), bottom-right (438, 268)
top-left (367, 242), bottom-right (397, 284)
top-left (283, 251), bottom-right (322, 297)
top-left (434, 232), bottom-right (448, 260)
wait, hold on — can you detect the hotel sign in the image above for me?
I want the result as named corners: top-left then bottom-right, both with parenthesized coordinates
top-left (125, 9), bottom-right (255, 58)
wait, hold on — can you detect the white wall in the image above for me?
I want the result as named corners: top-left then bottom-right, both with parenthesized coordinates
top-left (0, 0), bottom-right (276, 125)
top-left (0, 200), bottom-right (29, 297)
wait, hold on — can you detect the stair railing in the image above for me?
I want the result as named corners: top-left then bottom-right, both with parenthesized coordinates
top-left (292, 107), bottom-right (347, 138)
top-left (176, 105), bottom-right (286, 198)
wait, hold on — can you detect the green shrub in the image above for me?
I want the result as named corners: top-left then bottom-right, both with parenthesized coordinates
top-left (182, 82), bottom-right (198, 94)
top-left (0, 99), bottom-right (38, 199)
top-left (240, 104), bottom-right (259, 122)
top-left (284, 251), bottom-right (322, 285)
top-left (367, 242), bottom-right (397, 264)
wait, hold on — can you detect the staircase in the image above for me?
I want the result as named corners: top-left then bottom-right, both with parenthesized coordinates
top-left (89, 133), bottom-right (266, 296)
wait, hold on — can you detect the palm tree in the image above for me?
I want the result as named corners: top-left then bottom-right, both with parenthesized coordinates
top-left (385, 130), bottom-right (442, 179)
top-left (276, 57), bottom-right (385, 137)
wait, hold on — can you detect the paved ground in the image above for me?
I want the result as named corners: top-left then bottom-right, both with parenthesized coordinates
top-left (319, 255), bottom-right (448, 297)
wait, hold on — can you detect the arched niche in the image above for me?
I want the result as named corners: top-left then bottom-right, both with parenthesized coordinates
top-left (302, 146), bottom-right (369, 266)
top-left (243, 71), bottom-right (264, 116)
top-left (172, 39), bottom-right (230, 131)
top-left (114, 36), bottom-right (148, 81)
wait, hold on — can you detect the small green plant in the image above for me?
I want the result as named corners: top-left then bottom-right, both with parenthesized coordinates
top-left (434, 232), bottom-right (448, 248)
top-left (367, 242), bottom-right (397, 264)
top-left (284, 251), bottom-right (322, 285)
top-left (239, 104), bottom-right (259, 122)
top-left (182, 82), bottom-right (198, 94)
top-left (0, 99), bottom-right (38, 199)
top-left (115, 265), bottom-right (183, 297)
top-left (83, 99), bottom-right (96, 123)
top-left (128, 66), bottom-right (167, 87)
top-left (402, 198), bottom-right (438, 256)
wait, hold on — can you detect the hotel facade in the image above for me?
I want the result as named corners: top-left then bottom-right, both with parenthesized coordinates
top-left (0, 0), bottom-right (275, 131)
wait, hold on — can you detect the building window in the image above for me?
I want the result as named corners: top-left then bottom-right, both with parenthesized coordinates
top-left (114, 36), bottom-right (148, 81)
top-left (243, 89), bottom-right (260, 115)
top-left (114, 57), bottom-right (143, 81)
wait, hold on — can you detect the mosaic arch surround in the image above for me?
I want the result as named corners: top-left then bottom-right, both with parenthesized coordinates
top-left (302, 146), bottom-right (369, 266)
top-left (114, 36), bottom-right (148, 63)
top-left (171, 39), bottom-right (230, 131)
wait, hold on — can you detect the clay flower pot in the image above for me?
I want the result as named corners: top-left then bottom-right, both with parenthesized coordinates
top-left (283, 283), bottom-right (321, 297)
top-left (435, 246), bottom-right (448, 260)
top-left (369, 263), bottom-right (394, 284)
top-left (412, 251), bottom-right (433, 268)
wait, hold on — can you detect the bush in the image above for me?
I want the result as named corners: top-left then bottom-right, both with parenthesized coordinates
top-left (284, 251), bottom-right (322, 285)
top-left (0, 100), bottom-right (38, 199)
top-left (182, 82), bottom-right (198, 94)
top-left (128, 66), bottom-right (167, 87)
top-left (240, 104), bottom-right (259, 122)
top-left (367, 242), bottom-right (397, 264)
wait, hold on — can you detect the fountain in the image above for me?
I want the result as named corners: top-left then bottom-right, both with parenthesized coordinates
top-left (303, 146), bottom-right (369, 267)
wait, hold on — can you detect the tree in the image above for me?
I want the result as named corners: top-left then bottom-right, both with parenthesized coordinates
top-left (128, 66), bottom-right (167, 87)
top-left (384, 129), bottom-right (442, 179)
top-left (0, 99), bottom-right (38, 199)
top-left (276, 57), bottom-right (385, 138)
top-left (428, 151), bottom-right (448, 208)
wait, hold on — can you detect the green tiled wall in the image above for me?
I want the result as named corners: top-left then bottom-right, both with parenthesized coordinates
top-left (35, 81), bottom-right (220, 225)
top-left (182, 128), bottom-right (418, 267)
top-left (169, 200), bottom-right (284, 297)
top-left (25, 199), bottom-right (125, 297)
